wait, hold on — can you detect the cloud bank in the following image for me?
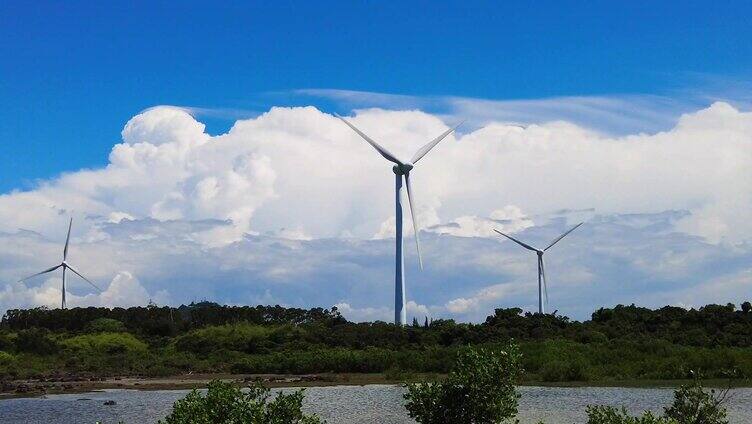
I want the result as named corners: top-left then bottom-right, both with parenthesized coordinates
top-left (1, 101), bottom-right (751, 320)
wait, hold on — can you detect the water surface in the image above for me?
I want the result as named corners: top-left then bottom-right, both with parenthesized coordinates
top-left (2, 385), bottom-right (751, 423)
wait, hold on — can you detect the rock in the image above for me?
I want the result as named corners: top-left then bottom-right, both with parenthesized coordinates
top-left (15, 384), bottom-right (31, 393)
top-left (103, 400), bottom-right (116, 406)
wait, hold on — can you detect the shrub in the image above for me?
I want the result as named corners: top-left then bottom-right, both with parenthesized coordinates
top-left (15, 328), bottom-right (58, 354)
top-left (0, 351), bottom-right (15, 365)
top-left (587, 377), bottom-right (730, 424)
top-left (403, 344), bottom-right (522, 424)
top-left (158, 379), bottom-right (323, 424)
top-left (62, 332), bottom-right (148, 355)
top-left (174, 324), bottom-right (275, 355)
top-left (586, 406), bottom-right (676, 424)
top-left (86, 318), bottom-right (126, 333)
top-left (663, 379), bottom-right (729, 424)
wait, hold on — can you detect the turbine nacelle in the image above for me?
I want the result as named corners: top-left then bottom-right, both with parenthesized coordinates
top-left (393, 163), bottom-right (414, 175)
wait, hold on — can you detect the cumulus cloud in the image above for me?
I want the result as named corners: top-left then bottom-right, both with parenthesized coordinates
top-left (1, 101), bottom-right (752, 320)
top-left (0, 271), bottom-right (168, 312)
top-left (335, 300), bottom-right (432, 322)
top-left (429, 206), bottom-right (534, 238)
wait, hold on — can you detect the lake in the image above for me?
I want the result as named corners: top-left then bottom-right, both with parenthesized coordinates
top-left (1, 385), bottom-right (752, 423)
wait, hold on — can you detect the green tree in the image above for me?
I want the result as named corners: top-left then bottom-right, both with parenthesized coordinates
top-left (663, 379), bottom-right (729, 424)
top-left (403, 344), bottom-right (522, 424)
top-left (15, 328), bottom-right (58, 354)
top-left (159, 379), bottom-right (323, 424)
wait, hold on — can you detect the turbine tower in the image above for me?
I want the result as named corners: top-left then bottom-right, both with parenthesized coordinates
top-left (494, 222), bottom-right (583, 314)
top-left (19, 218), bottom-right (101, 309)
top-left (337, 115), bottom-right (460, 325)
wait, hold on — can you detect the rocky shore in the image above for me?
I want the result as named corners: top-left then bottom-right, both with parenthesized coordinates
top-left (0, 373), bottom-right (391, 398)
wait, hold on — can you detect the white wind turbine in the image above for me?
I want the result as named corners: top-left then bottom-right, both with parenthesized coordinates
top-left (336, 115), bottom-right (461, 325)
top-left (494, 222), bottom-right (583, 314)
top-left (18, 218), bottom-right (101, 309)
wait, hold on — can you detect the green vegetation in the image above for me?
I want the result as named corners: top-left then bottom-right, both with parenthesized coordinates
top-left (1, 302), bottom-right (751, 383)
top-left (585, 377), bottom-right (730, 424)
top-left (404, 345), bottom-right (521, 424)
top-left (401, 347), bottom-right (730, 424)
top-left (158, 379), bottom-right (323, 424)
top-left (585, 406), bottom-right (675, 424)
top-left (154, 342), bottom-right (732, 424)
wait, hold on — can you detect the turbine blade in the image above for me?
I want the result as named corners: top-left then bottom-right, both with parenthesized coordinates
top-left (65, 264), bottom-right (102, 292)
top-left (335, 114), bottom-right (403, 165)
top-left (63, 217), bottom-right (73, 260)
top-left (18, 264), bottom-right (62, 282)
top-left (544, 222), bottom-right (583, 251)
top-left (410, 121), bottom-right (463, 164)
top-left (493, 229), bottom-right (538, 252)
top-left (404, 173), bottom-right (423, 269)
top-left (541, 256), bottom-right (549, 308)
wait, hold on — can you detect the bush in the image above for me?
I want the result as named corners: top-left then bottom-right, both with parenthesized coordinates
top-left (62, 332), bottom-right (148, 355)
top-left (403, 344), bottom-right (522, 424)
top-left (174, 324), bottom-right (276, 355)
top-left (86, 318), bottom-right (126, 333)
top-left (587, 377), bottom-right (730, 424)
top-left (663, 379), bottom-right (729, 424)
top-left (586, 406), bottom-right (676, 424)
top-left (15, 328), bottom-right (58, 354)
top-left (158, 379), bottom-right (323, 424)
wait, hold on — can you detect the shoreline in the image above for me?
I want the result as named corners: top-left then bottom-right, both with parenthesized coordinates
top-left (2, 374), bottom-right (750, 399)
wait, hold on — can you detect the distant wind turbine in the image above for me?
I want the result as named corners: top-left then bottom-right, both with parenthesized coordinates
top-left (337, 114), bottom-right (461, 325)
top-left (494, 223), bottom-right (583, 314)
top-left (18, 218), bottom-right (101, 309)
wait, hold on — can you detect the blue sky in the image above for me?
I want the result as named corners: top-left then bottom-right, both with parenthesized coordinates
top-left (1, 2), bottom-right (752, 320)
top-left (3, 1), bottom-right (752, 191)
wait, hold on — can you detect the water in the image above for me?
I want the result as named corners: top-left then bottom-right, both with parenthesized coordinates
top-left (1, 385), bottom-right (752, 423)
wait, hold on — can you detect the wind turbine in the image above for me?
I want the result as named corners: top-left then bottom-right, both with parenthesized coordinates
top-left (18, 218), bottom-right (101, 309)
top-left (336, 114), bottom-right (461, 325)
top-left (494, 222), bottom-right (583, 314)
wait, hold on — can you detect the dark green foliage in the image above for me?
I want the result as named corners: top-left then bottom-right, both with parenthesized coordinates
top-left (86, 318), bottom-right (126, 333)
top-left (1, 302), bottom-right (752, 381)
top-left (586, 406), bottom-right (676, 424)
top-left (15, 328), bottom-right (58, 354)
top-left (586, 377), bottom-right (729, 424)
top-left (404, 345), bottom-right (521, 424)
top-left (663, 378), bottom-right (729, 424)
top-left (158, 379), bottom-right (323, 424)
top-left (1, 304), bottom-right (344, 334)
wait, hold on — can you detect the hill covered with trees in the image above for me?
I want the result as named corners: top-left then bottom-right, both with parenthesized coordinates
top-left (1, 301), bottom-right (751, 383)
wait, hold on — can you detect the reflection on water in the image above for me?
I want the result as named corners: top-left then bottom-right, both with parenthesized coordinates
top-left (1, 385), bottom-right (751, 424)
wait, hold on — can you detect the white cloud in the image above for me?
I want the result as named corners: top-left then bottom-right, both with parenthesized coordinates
top-left (429, 206), bottom-right (534, 238)
top-left (335, 300), bottom-right (432, 322)
top-left (1, 101), bottom-right (752, 320)
top-left (0, 271), bottom-right (168, 312)
top-left (3, 102), bottom-right (752, 245)
top-left (295, 88), bottom-right (696, 135)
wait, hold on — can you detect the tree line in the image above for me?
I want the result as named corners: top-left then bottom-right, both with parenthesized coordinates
top-left (3, 301), bottom-right (752, 348)
top-left (1, 301), bottom-right (751, 381)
